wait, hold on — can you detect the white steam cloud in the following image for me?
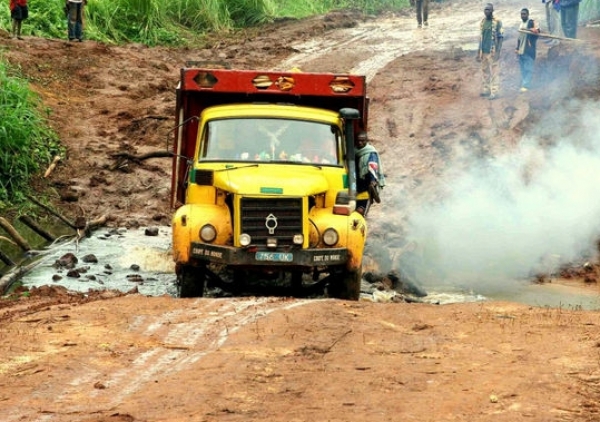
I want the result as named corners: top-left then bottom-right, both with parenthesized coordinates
top-left (405, 100), bottom-right (600, 295)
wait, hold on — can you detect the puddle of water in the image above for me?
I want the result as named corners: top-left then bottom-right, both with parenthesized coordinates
top-left (20, 226), bottom-right (177, 297)
top-left (17, 226), bottom-right (600, 310)
top-left (421, 291), bottom-right (488, 305)
top-left (419, 280), bottom-right (600, 310)
top-left (494, 281), bottom-right (600, 310)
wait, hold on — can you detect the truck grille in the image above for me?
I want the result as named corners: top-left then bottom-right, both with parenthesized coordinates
top-left (240, 197), bottom-right (303, 247)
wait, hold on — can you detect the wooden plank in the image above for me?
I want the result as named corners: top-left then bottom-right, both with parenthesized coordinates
top-left (518, 29), bottom-right (586, 42)
top-left (0, 217), bottom-right (31, 251)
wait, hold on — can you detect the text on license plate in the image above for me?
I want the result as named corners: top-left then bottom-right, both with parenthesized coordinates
top-left (255, 252), bottom-right (293, 262)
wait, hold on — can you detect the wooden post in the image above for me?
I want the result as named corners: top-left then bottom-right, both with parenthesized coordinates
top-left (26, 195), bottom-right (77, 230)
top-left (0, 260), bottom-right (40, 295)
top-left (0, 217), bottom-right (31, 251)
top-left (18, 215), bottom-right (56, 242)
top-left (0, 249), bottom-right (15, 266)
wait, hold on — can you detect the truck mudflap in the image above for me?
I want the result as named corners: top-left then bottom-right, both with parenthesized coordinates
top-left (190, 242), bottom-right (348, 267)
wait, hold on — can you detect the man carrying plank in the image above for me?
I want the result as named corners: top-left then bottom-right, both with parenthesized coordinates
top-left (517, 29), bottom-right (586, 42)
top-left (515, 8), bottom-right (540, 93)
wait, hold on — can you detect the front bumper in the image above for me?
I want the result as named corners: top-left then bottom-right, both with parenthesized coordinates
top-left (190, 242), bottom-right (348, 267)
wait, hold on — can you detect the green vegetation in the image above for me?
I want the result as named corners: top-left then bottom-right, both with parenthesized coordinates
top-left (1, 0), bottom-right (599, 46)
top-left (1, 0), bottom-right (411, 46)
top-left (0, 61), bottom-right (63, 208)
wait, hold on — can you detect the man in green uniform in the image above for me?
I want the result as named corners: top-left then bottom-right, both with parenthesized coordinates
top-left (478, 3), bottom-right (504, 100)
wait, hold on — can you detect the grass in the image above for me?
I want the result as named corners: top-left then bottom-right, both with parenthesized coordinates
top-left (0, 60), bottom-right (63, 209)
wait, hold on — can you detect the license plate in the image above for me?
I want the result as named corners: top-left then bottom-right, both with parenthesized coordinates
top-left (255, 252), bottom-right (293, 262)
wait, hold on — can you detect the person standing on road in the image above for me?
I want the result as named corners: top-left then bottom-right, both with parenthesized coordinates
top-left (559, 0), bottom-right (581, 38)
top-left (9, 0), bottom-right (28, 40)
top-left (65, 0), bottom-right (87, 42)
top-left (516, 8), bottom-right (540, 92)
top-left (542, 0), bottom-right (564, 38)
top-left (478, 3), bottom-right (504, 100)
top-left (355, 131), bottom-right (385, 217)
top-left (411, 0), bottom-right (430, 28)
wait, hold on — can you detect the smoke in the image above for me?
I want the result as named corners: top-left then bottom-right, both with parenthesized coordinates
top-left (404, 100), bottom-right (600, 295)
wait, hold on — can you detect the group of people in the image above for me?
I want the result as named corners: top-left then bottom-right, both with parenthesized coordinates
top-left (407, 0), bottom-right (581, 98)
top-left (477, 0), bottom-right (582, 99)
top-left (9, 0), bottom-right (88, 41)
top-left (362, 0), bottom-right (586, 213)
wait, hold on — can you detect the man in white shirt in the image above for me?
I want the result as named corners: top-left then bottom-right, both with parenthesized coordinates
top-left (515, 8), bottom-right (540, 92)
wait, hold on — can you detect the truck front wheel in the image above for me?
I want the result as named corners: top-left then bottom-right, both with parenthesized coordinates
top-left (177, 264), bottom-right (206, 298)
top-left (329, 268), bottom-right (362, 301)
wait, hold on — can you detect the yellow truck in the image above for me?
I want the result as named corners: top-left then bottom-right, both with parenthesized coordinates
top-left (170, 68), bottom-right (369, 299)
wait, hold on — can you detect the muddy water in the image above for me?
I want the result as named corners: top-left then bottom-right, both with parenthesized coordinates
top-left (20, 227), bottom-right (177, 297)
top-left (17, 226), bottom-right (600, 310)
top-left (502, 282), bottom-right (600, 310)
top-left (421, 281), bottom-right (600, 310)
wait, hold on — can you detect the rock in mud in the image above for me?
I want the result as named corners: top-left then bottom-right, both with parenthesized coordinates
top-left (82, 254), bottom-right (98, 263)
top-left (55, 253), bottom-right (78, 268)
top-left (66, 269), bottom-right (81, 278)
top-left (144, 226), bottom-right (159, 236)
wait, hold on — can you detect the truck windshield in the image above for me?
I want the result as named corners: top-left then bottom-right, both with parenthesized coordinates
top-left (200, 118), bottom-right (341, 165)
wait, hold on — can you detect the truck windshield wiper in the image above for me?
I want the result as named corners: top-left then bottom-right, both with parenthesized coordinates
top-left (266, 159), bottom-right (324, 169)
top-left (214, 164), bottom-right (259, 172)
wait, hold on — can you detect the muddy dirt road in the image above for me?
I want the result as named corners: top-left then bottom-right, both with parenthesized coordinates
top-left (3, 293), bottom-right (600, 421)
top-left (2, 0), bottom-right (600, 420)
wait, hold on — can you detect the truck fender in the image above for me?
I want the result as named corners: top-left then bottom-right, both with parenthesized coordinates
top-left (172, 203), bottom-right (233, 264)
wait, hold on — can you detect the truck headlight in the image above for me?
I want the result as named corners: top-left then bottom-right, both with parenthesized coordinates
top-left (199, 224), bottom-right (217, 242)
top-left (322, 228), bottom-right (339, 246)
top-left (240, 233), bottom-right (251, 246)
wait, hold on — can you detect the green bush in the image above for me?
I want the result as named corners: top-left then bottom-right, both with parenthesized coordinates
top-left (0, 61), bottom-right (62, 207)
